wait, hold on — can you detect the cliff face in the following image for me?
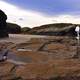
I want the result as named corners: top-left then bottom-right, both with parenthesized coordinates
top-left (0, 10), bottom-right (8, 38)
top-left (28, 23), bottom-right (77, 36)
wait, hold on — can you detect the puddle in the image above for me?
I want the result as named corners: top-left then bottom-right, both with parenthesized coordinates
top-left (17, 48), bottom-right (32, 51)
top-left (8, 52), bottom-right (32, 63)
top-left (7, 59), bottom-right (26, 65)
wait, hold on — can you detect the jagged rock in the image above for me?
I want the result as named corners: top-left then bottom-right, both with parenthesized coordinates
top-left (0, 62), bottom-right (15, 79)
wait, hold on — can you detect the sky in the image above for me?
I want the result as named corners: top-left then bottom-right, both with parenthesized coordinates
top-left (0, 0), bottom-right (80, 28)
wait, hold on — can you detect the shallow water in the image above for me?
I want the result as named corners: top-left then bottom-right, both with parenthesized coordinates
top-left (8, 51), bottom-right (32, 63)
top-left (0, 34), bottom-right (46, 44)
top-left (0, 50), bottom-right (32, 64)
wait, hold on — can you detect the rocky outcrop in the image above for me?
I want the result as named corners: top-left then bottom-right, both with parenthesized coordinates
top-left (0, 35), bottom-right (80, 79)
top-left (28, 23), bottom-right (77, 36)
top-left (0, 10), bottom-right (8, 38)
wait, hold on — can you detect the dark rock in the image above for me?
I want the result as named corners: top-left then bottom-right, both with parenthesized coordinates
top-left (21, 27), bottom-right (31, 34)
top-left (0, 10), bottom-right (8, 38)
top-left (28, 23), bottom-right (77, 36)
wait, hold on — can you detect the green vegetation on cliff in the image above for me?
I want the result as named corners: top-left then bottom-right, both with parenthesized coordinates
top-left (21, 27), bottom-right (31, 34)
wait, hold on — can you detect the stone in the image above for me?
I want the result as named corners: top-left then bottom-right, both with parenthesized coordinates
top-left (0, 10), bottom-right (8, 38)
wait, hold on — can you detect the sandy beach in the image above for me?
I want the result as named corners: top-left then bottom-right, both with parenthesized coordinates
top-left (0, 34), bottom-right (46, 44)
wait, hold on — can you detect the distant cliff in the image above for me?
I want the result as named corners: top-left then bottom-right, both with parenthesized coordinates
top-left (7, 23), bottom-right (21, 34)
top-left (6, 23), bottom-right (79, 36)
top-left (28, 23), bottom-right (78, 36)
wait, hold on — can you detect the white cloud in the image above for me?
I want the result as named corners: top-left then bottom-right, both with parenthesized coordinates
top-left (0, 1), bottom-right (80, 28)
top-left (51, 15), bottom-right (80, 24)
top-left (0, 1), bottom-right (54, 28)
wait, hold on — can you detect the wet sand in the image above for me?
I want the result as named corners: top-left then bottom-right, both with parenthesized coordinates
top-left (0, 34), bottom-right (46, 44)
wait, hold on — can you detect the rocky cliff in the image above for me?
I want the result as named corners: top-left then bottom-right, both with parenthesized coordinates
top-left (28, 23), bottom-right (78, 36)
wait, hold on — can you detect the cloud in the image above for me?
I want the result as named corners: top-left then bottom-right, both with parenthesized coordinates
top-left (0, 1), bottom-right (80, 28)
top-left (52, 15), bottom-right (80, 24)
top-left (0, 1), bottom-right (54, 28)
top-left (4, 0), bottom-right (80, 15)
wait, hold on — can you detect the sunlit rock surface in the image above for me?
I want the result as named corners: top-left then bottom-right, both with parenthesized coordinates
top-left (0, 35), bottom-right (80, 80)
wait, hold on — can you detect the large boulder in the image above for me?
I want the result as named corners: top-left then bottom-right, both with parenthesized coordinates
top-left (0, 10), bottom-right (8, 38)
